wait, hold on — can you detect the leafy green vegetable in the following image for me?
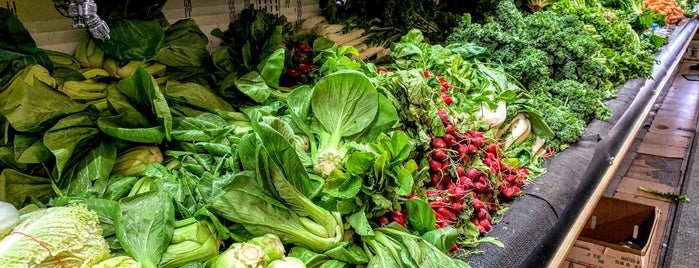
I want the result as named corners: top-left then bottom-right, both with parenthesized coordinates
top-left (115, 190), bottom-right (175, 268)
top-left (0, 204), bottom-right (111, 267)
top-left (96, 19), bottom-right (165, 61)
top-left (311, 70), bottom-right (380, 176)
top-left (0, 65), bottom-right (87, 133)
top-left (155, 19), bottom-right (209, 67)
top-left (0, 8), bottom-right (52, 89)
top-left (98, 67), bottom-right (172, 143)
top-left (0, 168), bottom-right (54, 208)
top-left (406, 199), bottom-right (436, 235)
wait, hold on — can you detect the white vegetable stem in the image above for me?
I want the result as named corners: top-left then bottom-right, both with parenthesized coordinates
top-left (475, 100), bottom-right (508, 129)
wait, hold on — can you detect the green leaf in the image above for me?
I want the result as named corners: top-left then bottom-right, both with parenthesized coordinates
top-left (250, 111), bottom-right (323, 197)
top-left (421, 227), bottom-right (458, 253)
top-left (323, 171), bottom-right (362, 198)
top-left (235, 71), bottom-right (272, 103)
top-left (163, 81), bottom-right (235, 114)
top-left (345, 151), bottom-right (376, 175)
top-left (13, 133), bottom-right (51, 164)
top-left (63, 139), bottom-right (117, 198)
top-left (288, 247), bottom-right (327, 267)
top-left (323, 242), bottom-right (370, 264)
top-left (312, 71), bottom-right (379, 138)
top-left (257, 48), bottom-right (285, 88)
top-left (95, 19), bottom-right (164, 61)
top-left (348, 210), bottom-right (374, 237)
top-left (392, 167), bottom-right (413, 196)
top-left (0, 9), bottom-right (52, 89)
top-left (100, 67), bottom-right (171, 143)
top-left (116, 190), bottom-right (175, 268)
top-left (524, 106), bottom-right (555, 139)
top-left (406, 199), bottom-right (436, 235)
top-left (0, 169), bottom-right (54, 208)
top-left (155, 18), bottom-right (209, 67)
top-left (0, 66), bottom-right (87, 132)
top-left (97, 115), bottom-right (166, 143)
top-left (43, 113), bottom-right (102, 181)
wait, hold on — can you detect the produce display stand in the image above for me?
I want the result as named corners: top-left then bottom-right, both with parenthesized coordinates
top-left (7, 0), bottom-right (699, 267)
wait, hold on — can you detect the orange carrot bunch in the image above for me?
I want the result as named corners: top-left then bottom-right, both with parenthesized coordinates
top-left (643, 0), bottom-right (686, 24)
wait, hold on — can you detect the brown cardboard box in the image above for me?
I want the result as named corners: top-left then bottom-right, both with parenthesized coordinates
top-left (561, 197), bottom-right (659, 268)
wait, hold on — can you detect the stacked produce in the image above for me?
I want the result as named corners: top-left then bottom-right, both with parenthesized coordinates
top-left (0, 0), bottom-right (688, 267)
top-left (643, 0), bottom-right (686, 24)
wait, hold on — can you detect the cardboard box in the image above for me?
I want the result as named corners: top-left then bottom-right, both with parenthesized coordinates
top-left (561, 197), bottom-right (659, 268)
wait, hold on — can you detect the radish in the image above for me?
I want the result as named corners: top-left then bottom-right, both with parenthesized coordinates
top-left (506, 174), bottom-right (516, 184)
top-left (423, 71), bottom-right (432, 78)
top-left (432, 138), bottom-right (447, 149)
top-left (442, 94), bottom-right (453, 105)
top-left (378, 216), bottom-right (389, 226)
top-left (468, 144), bottom-right (478, 155)
top-left (445, 124), bottom-right (456, 135)
top-left (427, 190), bottom-right (440, 197)
top-left (437, 207), bottom-right (457, 221)
top-left (486, 143), bottom-right (497, 154)
top-left (430, 174), bottom-right (441, 186)
top-left (429, 160), bottom-right (442, 173)
top-left (474, 181), bottom-right (487, 192)
top-left (456, 166), bottom-right (465, 177)
top-left (450, 202), bottom-right (463, 213)
top-left (472, 137), bottom-right (484, 148)
top-left (465, 168), bottom-right (480, 179)
top-left (443, 134), bottom-right (456, 147)
top-left (480, 219), bottom-right (491, 230)
top-left (392, 211), bottom-right (406, 226)
top-left (429, 201), bottom-right (449, 208)
top-left (437, 109), bottom-right (449, 123)
top-left (472, 198), bottom-right (486, 210)
top-left (477, 208), bottom-right (489, 220)
top-left (432, 150), bottom-right (448, 161)
top-left (456, 144), bottom-right (469, 157)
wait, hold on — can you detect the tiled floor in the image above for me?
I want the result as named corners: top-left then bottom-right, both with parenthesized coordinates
top-left (608, 60), bottom-right (699, 267)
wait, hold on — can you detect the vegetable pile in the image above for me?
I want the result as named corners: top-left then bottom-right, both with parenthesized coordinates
top-left (0, 0), bottom-right (687, 267)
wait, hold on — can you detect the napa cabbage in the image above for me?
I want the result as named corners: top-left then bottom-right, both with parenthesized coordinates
top-left (0, 204), bottom-right (112, 267)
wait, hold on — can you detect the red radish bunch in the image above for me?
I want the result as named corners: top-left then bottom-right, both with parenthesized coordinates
top-left (421, 108), bottom-right (530, 236)
top-left (281, 42), bottom-right (314, 86)
top-left (423, 71), bottom-right (453, 106)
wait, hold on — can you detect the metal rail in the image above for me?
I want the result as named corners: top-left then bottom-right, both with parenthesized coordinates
top-left (521, 18), bottom-right (699, 268)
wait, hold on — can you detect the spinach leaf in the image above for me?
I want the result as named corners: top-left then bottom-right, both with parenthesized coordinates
top-left (13, 133), bottom-right (51, 164)
top-left (234, 71), bottom-right (272, 103)
top-left (43, 113), bottom-right (103, 181)
top-left (257, 48), bottom-right (285, 88)
top-left (62, 139), bottom-right (117, 198)
top-left (0, 168), bottom-right (54, 208)
top-left (116, 190), bottom-right (175, 268)
top-left (347, 210), bottom-right (374, 237)
top-left (95, 19), bottom-right (165, 61)
top-left (163, 81), bottom-right (235, 115)
top-left (155, 19), bottom-right (209, 67)
top-left (421, 227), bottom-right (458, 254)
top-left (0, 9), bottom-right (52, 88)
top-left (406, 199), bottom-right (436, 235)
top-left (98, 67), bottom-right (171, 143)
top-left (0, 65), bottom-right (87, 132)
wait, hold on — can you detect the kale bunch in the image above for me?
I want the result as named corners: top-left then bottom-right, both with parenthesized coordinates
top-left (446, 0), bottom-right (625, 150)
